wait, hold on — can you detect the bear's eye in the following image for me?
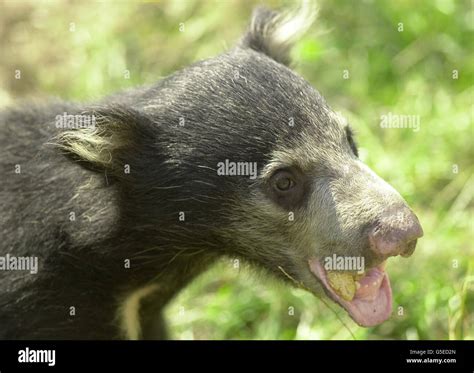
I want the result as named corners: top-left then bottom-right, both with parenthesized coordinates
top-left (265, 168), bottom-right (307, 210)
top-left (272, 170), bottom-right (296, 192)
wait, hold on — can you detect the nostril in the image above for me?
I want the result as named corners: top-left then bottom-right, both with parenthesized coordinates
top-left (400, 238), bottom-right (418, 257)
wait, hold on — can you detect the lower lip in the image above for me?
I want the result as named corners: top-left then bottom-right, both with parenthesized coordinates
top-left (308, 259), bottom-right (393, 327)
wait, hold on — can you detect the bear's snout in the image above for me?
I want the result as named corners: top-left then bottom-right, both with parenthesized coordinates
top-left (368, 205), bottom-right (423, 259)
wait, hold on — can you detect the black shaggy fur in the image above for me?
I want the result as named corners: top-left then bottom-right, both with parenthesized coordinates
top-left (1, 7), bottom-right (325, 339)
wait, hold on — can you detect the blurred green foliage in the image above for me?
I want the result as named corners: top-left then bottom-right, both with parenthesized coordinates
top-left (0, 0), bottom-right (472, 340)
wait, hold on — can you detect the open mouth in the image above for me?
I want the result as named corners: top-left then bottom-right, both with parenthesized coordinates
top-left (308, 259), bottom-right (392, 327)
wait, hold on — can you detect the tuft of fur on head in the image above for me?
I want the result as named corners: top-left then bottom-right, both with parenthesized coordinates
top-left (56, 113), bottom-right (117, 169)
top-left (240, 0), bottom-right (317, 66)
top-left (53, 106), bottom-right (155, 176)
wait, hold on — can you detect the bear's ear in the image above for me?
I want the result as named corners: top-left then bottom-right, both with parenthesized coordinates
top-left (54, 106), bottom-right (156, 178)
top-left (239, 2), bottom-right (317, 66)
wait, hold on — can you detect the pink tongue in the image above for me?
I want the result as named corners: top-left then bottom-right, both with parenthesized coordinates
top-left (355, 268), bottom-right (385, 300)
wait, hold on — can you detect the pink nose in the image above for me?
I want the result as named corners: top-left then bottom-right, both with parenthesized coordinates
top-left (369, 205), bottom-right (423, 258)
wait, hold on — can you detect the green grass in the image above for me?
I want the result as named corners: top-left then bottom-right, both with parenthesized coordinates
top-left (0, 0), bottom-right (472, 340)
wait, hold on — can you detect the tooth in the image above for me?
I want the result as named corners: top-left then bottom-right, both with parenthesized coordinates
top-left (373, 282), bottom-right (377, 286)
